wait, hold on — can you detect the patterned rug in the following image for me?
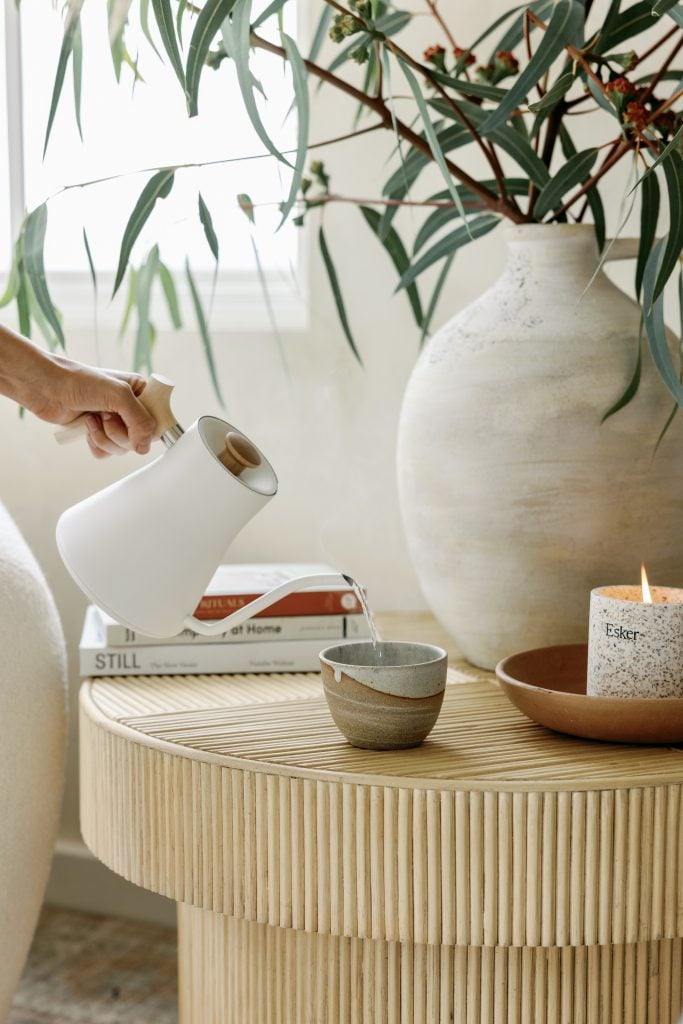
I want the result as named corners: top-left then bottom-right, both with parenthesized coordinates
top-left (9, 905), bottom-right (177, 1024)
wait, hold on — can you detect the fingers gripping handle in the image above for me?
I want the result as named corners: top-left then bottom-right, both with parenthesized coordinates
top-left (54, 374), bottom-right (179, 445)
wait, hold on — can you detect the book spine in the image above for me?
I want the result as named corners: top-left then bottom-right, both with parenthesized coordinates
top-left (101, 615), bottom-right (369, 647)
top-left (80, 638), bottom-right (328, 677)
top-left (194, 590), bottom-right (361, 619)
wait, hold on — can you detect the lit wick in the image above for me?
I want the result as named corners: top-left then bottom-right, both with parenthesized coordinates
top-left (641, 563), bottom-right (652, 604)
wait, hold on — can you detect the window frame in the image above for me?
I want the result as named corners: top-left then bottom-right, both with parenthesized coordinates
top-left (1, 3), bottom-right (308, 334)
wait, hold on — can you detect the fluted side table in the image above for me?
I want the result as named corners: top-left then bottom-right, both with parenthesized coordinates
top-left (79, 614), bottom-right (683, 1023)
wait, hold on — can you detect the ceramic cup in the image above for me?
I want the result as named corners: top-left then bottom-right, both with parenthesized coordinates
top-left (319, 640), bottom-right (448, 750)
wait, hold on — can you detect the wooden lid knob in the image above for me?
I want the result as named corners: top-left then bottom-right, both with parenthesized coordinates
top-left (218, 431), bottom-right (262, 476)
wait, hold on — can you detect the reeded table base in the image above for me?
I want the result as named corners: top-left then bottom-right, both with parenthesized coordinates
top-left (178, 907), bottom-right (683, 1024)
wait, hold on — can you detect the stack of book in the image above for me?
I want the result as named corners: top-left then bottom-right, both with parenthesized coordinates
top-left (79, 563), bottom-right (369, 676)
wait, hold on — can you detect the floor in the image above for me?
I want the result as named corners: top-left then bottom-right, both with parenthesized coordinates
top-left (10, 906), bottom-right (178, 1024)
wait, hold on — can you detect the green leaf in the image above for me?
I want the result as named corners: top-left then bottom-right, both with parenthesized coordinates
top-left (398, 59), bottom-right (469, 225)
top-left (414, 179), bottom-right (528, 253)
top-left (482, 0), bottom-right (585, 136)
top-left (643, 238), bottom-right (683, 406)
top-left (420, 253), bottom-right (454, 347)
top-left (140, 0), bottom-right (162, 59)
top-left (279, 31), bottom-right (309, 226)
top-left (596, 2), bottom-right (658, 51)
top-left (22, 205), bottom-right (65, 348)
top-left (319, 226), bottom-right (362, 365)
top-left (490, 0), bottom-right (555, 54)
top-left (636, 170), bottom-right (660, 298)
top-left (43, 0), bottom-right (85, 156)
top-left (252, 0), bottom-right (287, 29)
top-left (397, 215), bottom-right (500, 291)
top-left (185, 259), bottom-right (225, 403)
top-left (237, 192), bottom-right (255, 222)
top-left (360, 206), bottom-right (423, 328)
top-left (158, 262), bottom-right (183, 328)
top-left (0, 255), bottom-right (19, 309)
top-left (152, 0), bottom-right (186, 89)
top-left (528, 69), bottom-right (575, 112)
top-left (198, 193), bottom-right (219, 263)
top-left (651, 0), bottom-right (679, 14)
top-left (307, 4), bottom-right (332, 61)
top-left (16, 259), bottom-right (31, 339)
top-left (186, 0), bottom-right (237, 116)
top-left (249, 235), bottom-right (288, 377)
top-left (82, 228), bottom-right (97, 295)
top-left (533, 147), bottom-right (598, 219)
top-left (119, 268), bottom-right (137, 339)
top-left (558, 125), bottom-right (605, 248)
top-left (638, 125), bottom-right (683, 184)
top-left (133, 246), bottom-right (159, 374)
top-left (651, 150), bottom-right (683, 306)
top-left (221, 1), bottom-right (291, 167)
top-left (113, 169), bottom-right (175, 297)
top-left (72, 17), bottom-right (83, 141)
top-left (601, 331), bottom-right (642, 422)
top-left (428, 68), bottom-right (507, 102)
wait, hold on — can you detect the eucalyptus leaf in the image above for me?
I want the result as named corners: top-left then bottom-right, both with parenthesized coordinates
top-left (420, 253), bottom-right (454, 347)
top-left (643, 238), bottom-right (683, 406)
top-left (22, 204), bottom-right (65, 348)
top-left (198, 193), bottom-right (219, 263)
top-left (650, 151), bottom-right (683, 307)
top-left (221, 1), bottom-right (292, 166)
top-left (308, 4), bottom-right (332, 61)
top-left (140, 0), bottom-right (162, 59)
top-left (398, 215), bottom-right (500, 291)
top-left (252, 0), bottom-right (287, 29)
top-left (491, 0), bottom-right (555, 54)
top-left (558, 125), bottom-right (605, 249)
top-left (596, 1), bottom-right (658, 51)
top-left (186, 259), bottom-right (225, 404)
top-left (43, 0), bottom-right (85, 156)
top-left (428, 68), bottom-right (507, 103)
top-left (636, 170), bottom-right (660, 298)
top-left (481, 0), bottom-right (585, 136)
top-left (398, 59), bottom-right (469, 224)
top-left (158, 262), bottom-right (182, 328)
top-left (415, 179), bottom-right (528, 253)
top-left (278, 31), bottom-right (309, 226)
top-left (0, 258), bottom-right (19, 309)
top-left (533, 147), bottom-right (598, 219)
top-left (113, 169), bottom-right (175, 297)
top-left (637, 125), bottom-right (683, 184)
top-left (601, 332), bottom-right (642, 422)
top-left (119, 268), bottom-right (137, 339)
top-left (360, 206), bottom-right (423, 328)
top-left (528, 69), bottom-right (575, 112)
top-left (72, 17), bottom-right (83, 141)
top-left (186, 0), bottom-right (237, 117)
top-left (151, 0), bottom-right (185, 89)
top-left (319, 226), bottom-right (362, 365)
top-left (133, 246), bottom-right (160, 374)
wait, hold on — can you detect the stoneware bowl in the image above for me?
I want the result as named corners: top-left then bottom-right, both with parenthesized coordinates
top-left (496, 643), bottom-right (683, 744)
top-left (319, 640), bottom-right (448, 750)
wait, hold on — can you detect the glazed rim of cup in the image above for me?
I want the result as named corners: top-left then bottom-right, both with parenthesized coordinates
top-left (319, 640), bottom-right (447, 669)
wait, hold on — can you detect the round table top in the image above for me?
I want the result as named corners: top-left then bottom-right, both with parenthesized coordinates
top-left (83, 659), bottom-right (683, 794)
top-left (79, 615), bottom-right (683, 947)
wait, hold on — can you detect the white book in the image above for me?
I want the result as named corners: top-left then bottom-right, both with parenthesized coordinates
top-left (91, 606), bottom-right (370, 647)
top-left (79, 607), bottom-right (344, 677)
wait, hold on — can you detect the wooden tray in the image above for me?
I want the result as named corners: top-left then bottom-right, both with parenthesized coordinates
top-left (496, 643), bottom-right (683, 744)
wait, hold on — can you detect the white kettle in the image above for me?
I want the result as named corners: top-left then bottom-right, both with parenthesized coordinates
top-left (56, 377), bottom-right (349, 638)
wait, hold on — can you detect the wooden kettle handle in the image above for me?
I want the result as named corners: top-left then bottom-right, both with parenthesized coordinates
top-left (54, 374), bottom-right (178, 445)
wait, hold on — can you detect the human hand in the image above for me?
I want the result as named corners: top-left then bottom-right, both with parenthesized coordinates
top-left (25, 354), bottom-right (156, 459)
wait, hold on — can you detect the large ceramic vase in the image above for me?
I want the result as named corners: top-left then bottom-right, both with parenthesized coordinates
top-left (398, 223), bottom-right (683, 670)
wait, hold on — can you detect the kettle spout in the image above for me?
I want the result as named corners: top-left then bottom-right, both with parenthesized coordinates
top-left (184, 572), bottom-right (358, 637)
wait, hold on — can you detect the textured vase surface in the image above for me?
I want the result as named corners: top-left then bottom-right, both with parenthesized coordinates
top-left (397, 223), bottom-right (683, 669)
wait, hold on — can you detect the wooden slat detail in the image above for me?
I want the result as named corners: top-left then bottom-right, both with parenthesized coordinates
top-left (177, 906), bottom-right (683, 1024)
top-left (81, 702), bottom-right (683, 948)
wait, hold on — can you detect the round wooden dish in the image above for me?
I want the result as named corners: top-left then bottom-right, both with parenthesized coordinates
top-left (496, 643), bottom-right (683, 744)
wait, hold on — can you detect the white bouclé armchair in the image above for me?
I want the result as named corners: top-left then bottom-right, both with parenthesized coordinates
top-left (0, 503), bottom-right (67, 1020)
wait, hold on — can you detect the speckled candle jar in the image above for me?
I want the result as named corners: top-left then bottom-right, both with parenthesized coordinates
top-left (587, 585), bottom-right (683, 698)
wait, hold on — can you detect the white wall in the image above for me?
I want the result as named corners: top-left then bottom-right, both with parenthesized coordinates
top-left (0, 0), bottom-right (651, 919)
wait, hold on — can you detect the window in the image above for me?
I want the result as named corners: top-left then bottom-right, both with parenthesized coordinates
top-left (2, 0), bottom-right (305, 329)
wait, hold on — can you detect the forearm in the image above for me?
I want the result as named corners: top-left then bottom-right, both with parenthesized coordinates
top-left (0, 323), bottom-right (63, 410)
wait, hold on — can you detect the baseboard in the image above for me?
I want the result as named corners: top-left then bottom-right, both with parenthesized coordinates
top-left (45, 837), bottom-right (177, 928)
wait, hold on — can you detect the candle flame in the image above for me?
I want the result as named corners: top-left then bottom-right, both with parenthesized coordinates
top-left (641, 563), bottom-right (652, 604)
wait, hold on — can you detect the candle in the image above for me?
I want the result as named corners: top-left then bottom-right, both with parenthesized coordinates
top-left (587, 566), bottom-right (683, 698)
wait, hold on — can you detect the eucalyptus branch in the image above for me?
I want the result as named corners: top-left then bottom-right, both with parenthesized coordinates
top-left (425, 0), bottom-right (458, 53)
top-left (632, 24), bottom-right (679, 70)
top-left (638, 31), bottom-right (683, 105)
top-left (251, 32), bottom-right (527, 222)
top-left (303, 193), bottom-right (482, 209)
top-left (551, 139), bottom-right (629, 220)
